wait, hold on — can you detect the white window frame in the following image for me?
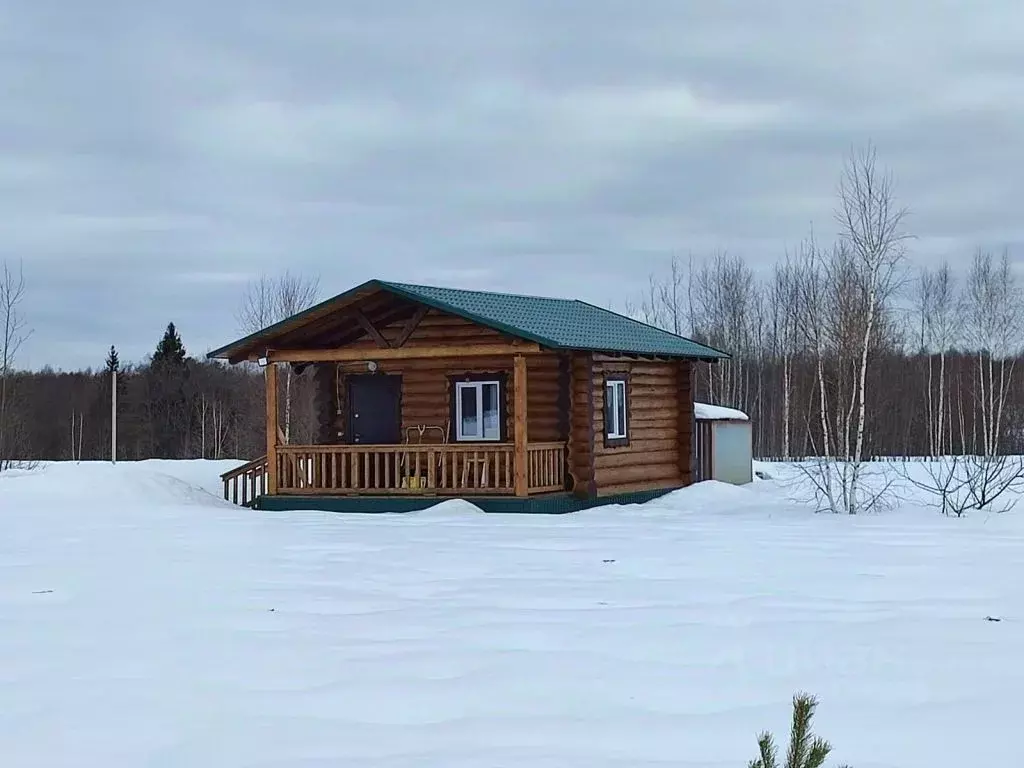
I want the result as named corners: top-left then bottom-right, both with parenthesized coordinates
top-left (606, 378), bottom-right (627, 440)
top-left (455, 380), bottom-right (502, 441)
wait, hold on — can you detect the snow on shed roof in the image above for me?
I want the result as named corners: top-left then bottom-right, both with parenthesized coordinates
top-left (694, 402), bottom-right (749, 421)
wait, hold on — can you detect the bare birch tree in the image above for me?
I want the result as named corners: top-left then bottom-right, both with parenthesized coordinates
top-left (771, 254), bottom-right (801, 459)
top-left (916, 262), bottom-right (961, 457)
top-left (0, 260), bottom-right (31, 470)
top-left (831, 144), bottom-right (909, 512)
top-left (962, 248), bottom-right (1022, 456)
top-left (236, 271), bottom-right (321, 443)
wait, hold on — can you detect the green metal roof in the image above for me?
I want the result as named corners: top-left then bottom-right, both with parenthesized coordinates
top-left (207, 279), bottom-right (728, 361)
top-left (377, 281), bottom-right (728, 360)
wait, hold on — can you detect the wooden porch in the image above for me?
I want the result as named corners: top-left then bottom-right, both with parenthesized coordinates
top-left (220, 339), bottom-right (575, 506)
top-left (222, 441), bottom-right (567, 504)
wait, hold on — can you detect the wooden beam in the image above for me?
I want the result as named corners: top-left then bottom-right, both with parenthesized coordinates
top-left (354, 309), bottom-right (391, 349)
top-left (513, 353), bottom-right (528, 497)
top-left (265, 362), bottom-right (279, 495)
top-left (678, 359), bottom-right (693, 485)
top-left (265, 342), bottom-right (542, 363)
top-left (394, 305), bottom-right (429, 348)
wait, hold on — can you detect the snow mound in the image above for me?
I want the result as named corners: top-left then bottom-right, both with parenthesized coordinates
top-left (0, 461), bottom-right (234, 510)
top-left (694, 401), bottom-right (749, 421)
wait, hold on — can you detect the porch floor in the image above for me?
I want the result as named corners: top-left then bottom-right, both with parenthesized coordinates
top-left (252, 488), bottom-right (679, 515)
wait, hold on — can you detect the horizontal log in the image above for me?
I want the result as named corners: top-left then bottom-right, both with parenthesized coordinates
top-left (595, 449), bottom-right (678, 470)
top-left (595, 438), bottom-right (678, 454)
top-left (596, 463), bottom-right (681, 484)
top-left (267, 343), bottom-right (541, 363)
top-left (402, 330), bottom-right (508, 344)
top-left (278, 443), bottom-right (515, 454)
top-left (594, 362), bottom-right (677, 377)
top-left (597, 479), bottom-right (683, 497)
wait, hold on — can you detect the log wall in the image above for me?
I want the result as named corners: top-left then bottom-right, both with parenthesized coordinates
top-left (588, 355), bottom-right (692, 497)
top-left (567, 351), bottom-right (595, 496)
top-left (325, 310), bottom-right (562, 447)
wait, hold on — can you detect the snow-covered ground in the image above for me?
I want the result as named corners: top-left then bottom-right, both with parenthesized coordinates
top-left (1, 460), bottom-right (1021, 767)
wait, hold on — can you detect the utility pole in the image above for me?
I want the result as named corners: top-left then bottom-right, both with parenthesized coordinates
top-left (111, 367), bottom-right (117, 464)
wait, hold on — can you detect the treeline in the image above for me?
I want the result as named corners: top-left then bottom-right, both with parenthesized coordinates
top-left (639, 244), bottom-right (1024, 460)
top-left (0, 271), bottom-right (323, 468)
top-left (5, 328), bottom-right (297, 463)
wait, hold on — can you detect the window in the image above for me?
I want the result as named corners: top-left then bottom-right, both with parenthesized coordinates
top-left (455, 380), bottom-right (502, 441)
top-left (604, 376), bottom-right (628, 446)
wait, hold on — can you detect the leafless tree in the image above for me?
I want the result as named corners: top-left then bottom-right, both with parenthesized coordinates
top-left (962, 248), bottom-right (1021, 456)
top-left (831, 144), bottom-right (910, 511)
top-left (771, 253), bottom-right (801, 459)
top-left (236, 270), bottom-right (321, 443)
top-left (915, 263), bottom-right (962, 457)
top-left (0, 260), bottom-right (31, 470)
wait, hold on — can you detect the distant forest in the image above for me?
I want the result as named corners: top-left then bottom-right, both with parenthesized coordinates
top-left (2, 148), bottom-right (1023, 467)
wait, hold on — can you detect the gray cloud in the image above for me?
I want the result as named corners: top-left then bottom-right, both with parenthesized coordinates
top-left (4, 1), bottom-right (1024, 368)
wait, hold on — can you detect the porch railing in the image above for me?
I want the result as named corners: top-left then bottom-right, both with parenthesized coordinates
top-left (270, 442), bottom-right (566, 497)
top-left (526, 442), bottom-right (567, 493)
top-left (220, 455), bottom-right (269, 507)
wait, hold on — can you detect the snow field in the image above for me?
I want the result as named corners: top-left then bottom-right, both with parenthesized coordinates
top-left (1, 460), bottom-right (1021, 766)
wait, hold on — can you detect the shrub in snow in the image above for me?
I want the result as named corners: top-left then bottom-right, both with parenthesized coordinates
top-left (901, 455), bottom-right (1024, 516)
top-left (749, 693), bottom-right (850, 768)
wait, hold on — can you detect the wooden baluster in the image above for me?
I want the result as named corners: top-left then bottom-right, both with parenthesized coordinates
top-left (440, 451), bottom-right (448, 489)
top-left (427, 450), bottom-right (436, 489)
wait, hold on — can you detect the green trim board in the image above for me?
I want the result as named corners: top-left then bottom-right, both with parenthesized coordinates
top-left (207, 278), bottom-right (729, 363)
top-left (253, 488), bottom-right (678, 515)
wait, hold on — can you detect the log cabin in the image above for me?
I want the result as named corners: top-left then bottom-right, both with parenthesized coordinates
top-left (210, 279), bottom-right (729, 513)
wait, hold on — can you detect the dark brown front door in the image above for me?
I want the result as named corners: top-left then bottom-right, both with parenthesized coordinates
top-left (347, 374), bottom-right (402, 444)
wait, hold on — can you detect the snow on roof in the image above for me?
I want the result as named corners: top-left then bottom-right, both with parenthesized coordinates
top-left (694, 402), bottom-right (749, 421)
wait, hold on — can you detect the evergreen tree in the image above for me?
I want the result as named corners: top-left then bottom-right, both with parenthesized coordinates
top-left (749, 693), bottom-right (850, 768)
top-left (153, 323), bottom-right (186, 367)
top-left (148, 323), bottom-right (192, 458)
top-left (105, 345), bottom-right (120, 374)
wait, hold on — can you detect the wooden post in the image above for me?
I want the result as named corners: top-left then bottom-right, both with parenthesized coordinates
top-left (678, 359), bottom-right (694, 485)
top-left (111, 368), bottom-right (117, 464)
top-left (513, 353), bottom-right (528, 496)
top-left (266, 362), bottom-right (279, 495)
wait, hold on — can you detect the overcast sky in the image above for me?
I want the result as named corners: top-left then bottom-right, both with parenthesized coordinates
top-left (5, 1), bottom-right (1024, 370)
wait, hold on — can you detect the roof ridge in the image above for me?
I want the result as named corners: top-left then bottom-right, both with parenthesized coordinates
top-left (381, 280), bottom-right (576, 304)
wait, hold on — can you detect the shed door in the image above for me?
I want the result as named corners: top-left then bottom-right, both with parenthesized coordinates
top-left (348, 375), bottom-right (402, 444)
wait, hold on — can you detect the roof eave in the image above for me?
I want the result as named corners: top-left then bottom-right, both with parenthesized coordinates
top-left (206, 279), bottom-right (387, 362)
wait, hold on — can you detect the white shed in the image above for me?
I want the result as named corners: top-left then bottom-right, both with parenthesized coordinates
top-left (694, 402), bottom-right (752, 485)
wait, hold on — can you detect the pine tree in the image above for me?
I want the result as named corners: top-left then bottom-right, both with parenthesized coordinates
top-left (749, 693), bottom-right (850, 768)
top-left (105, 345), bottom-right (120, 374)
top-left (149, 322), bottom-right (192, 458)
top-left (153, 323), bottom-right (186, 367)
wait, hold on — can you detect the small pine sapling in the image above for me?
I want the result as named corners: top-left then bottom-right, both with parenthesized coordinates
top-left (749, 693), bottom-right (850, 768)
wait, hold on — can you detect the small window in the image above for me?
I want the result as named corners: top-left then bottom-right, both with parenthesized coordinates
top-left (455, 380), bottom-right (502, 441)
top-left (605, 377), bottom-right (628, 446)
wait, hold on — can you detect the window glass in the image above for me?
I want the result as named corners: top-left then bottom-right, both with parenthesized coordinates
top-left (482, 382), bottom-right (500, 439)
top-left (605, 378), bottom-right (627, 440)
top-left (455, 380), bottom-right (501, 441)
top-left (460, 384), bottom-right (478, 438)
top-left (615, 382), bottom-right (626, 437)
